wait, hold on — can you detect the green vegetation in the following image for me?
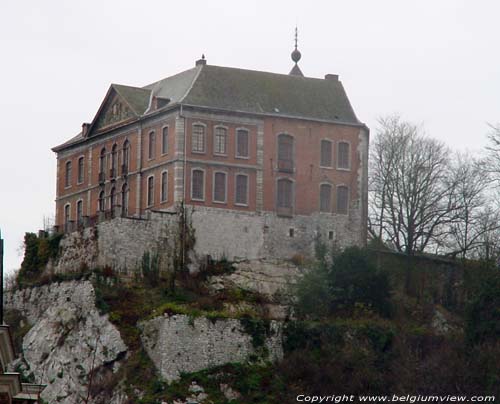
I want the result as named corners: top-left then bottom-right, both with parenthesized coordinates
top-left (17, 232), bottom-right (63, 288)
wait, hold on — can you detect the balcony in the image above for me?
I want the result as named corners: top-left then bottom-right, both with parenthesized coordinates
top-left (277, 159), bottom-right (294, 173)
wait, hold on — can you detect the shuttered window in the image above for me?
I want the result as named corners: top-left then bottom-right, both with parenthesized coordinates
top-left (320, 184), bottom-right (332, 212)
top-left (320, 140), bottom-right (333, 167)
top-left (277, 178), bottom-right (293, 208)
top-left (148, 131), bottom-right (156, 159)
top-left (161, 172), bottom-right (168, 202)
top-left (336, 185), bottom-right (349, 214)
top-left (191, 169), bottom-right (204, 200)
top-left (162, 127), bottom-right (168, 154)
top-left (236, 129), bottom-right (249, 157)
top-left (235, 174), bottom-right (249, 205)
top-left (337, 142), bottom-right (350, 169)
top-left (77, 157), bottom-right (84, 183)
top-left (277, 134), bottom-right (294, 172)
top-left (147, 176), bottom-right (154, 206)
top-left (213, 172), bottom-right (227, 202)
top-left (65, 161), bottom-right (72, 187)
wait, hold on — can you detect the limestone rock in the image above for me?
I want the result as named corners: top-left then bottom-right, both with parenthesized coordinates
top-left (139, 314), bottom-right (283, 382)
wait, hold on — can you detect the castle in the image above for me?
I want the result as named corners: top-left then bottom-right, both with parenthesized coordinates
top-left (52, 43), bottom-right (368, 269)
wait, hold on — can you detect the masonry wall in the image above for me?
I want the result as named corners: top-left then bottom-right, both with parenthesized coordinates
top-left (54, 205), bottom-right (363, 274)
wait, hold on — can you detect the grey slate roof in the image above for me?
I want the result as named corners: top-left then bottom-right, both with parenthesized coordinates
top-left (54, 63), bottom-right (361, 151)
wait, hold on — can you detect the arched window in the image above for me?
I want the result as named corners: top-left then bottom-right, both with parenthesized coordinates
top-left (122, 140), bottom-right (129, 175)
top-left (76, 200), bottom-right (83, 225)
top-left (336, 185), bottom-right (349, 214)
top-left (192, 124), bottom-right (205, 153)
top-left (77, 156), bottom-right (85, 184)
top-left (320, 140), bottom-right (333, 167)
top-left (110, 187), bottom-right (116, 215)
top-left (213, 172), bottom-right (227, 203)
top-left (148, 131), bottom-right (156, 159)
top-left (337, 142), bottom-right (350, 169)
top-left (111, 144), bottom-right (118, 178)
top-left (191, 169), bottom-right (205, 201)
top-left (162, 127), bottom-right (168, 155)
top-left (236, 129), bottom-right (249, 158)
top-left (214, 126), bottom-right (227, 155)
top-left (121, 183), bottom-right (129, 216)
top-left (277, 178), bottom-right (294, 216)
top-left (98, 190), bottom-right (105, 211)
top-left (65, 161), bottom-right (72, 187)
top-left (64, 204), bottom-right (71, 225)
top-left (99, 147), bottom-right (106, 182)
top-left (277, 134), bottom-right (294, 172)
top-left (147, 176), bottom-right (154, 207)
top-left (320, 184), bottom-right (332, 212)
top-left (235, 174), bottom-right (249, 205)
top-left (161, 171), bottom-right (168, 202)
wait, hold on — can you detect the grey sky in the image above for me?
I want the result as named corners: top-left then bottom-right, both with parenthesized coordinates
top-left (1, 0), bottom-right (499, 275)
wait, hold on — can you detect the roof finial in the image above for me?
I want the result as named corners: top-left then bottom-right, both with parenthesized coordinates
top-left (289, 26), bottom-right (303, 76)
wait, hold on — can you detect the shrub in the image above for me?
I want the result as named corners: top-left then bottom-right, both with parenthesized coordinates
top-left (294, 247), bottom-right (392, 319)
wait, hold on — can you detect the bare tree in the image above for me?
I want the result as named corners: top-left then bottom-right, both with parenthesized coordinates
top-left (442, 153), bottom-right (499, 258)
top-left (369, 115), bottom-right (462, 255)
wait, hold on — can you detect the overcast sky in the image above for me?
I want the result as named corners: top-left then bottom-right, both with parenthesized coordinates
top-left (1, 0), bottom-right (499, 275)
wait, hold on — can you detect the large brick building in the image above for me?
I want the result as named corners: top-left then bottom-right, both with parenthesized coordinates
top-left (52, 48), bottom-right (369, 261)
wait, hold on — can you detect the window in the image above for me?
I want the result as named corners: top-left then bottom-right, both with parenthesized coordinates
top-left (99, 148), bottom-right (106, 179)
top-left (77, 157), bottom-right (84, 184)
top-left (65, 161), bottom-right (72, 187)
top-left (320, 184), bottom-right (332, 212)
top-left (147, 176), bottom-right (154, 207)
top-left (277, 134), bottom-right (294, 172)
top-left (337, 142), bottom-right (350, 169)
top-left (214, 126), bottom-right (227, 155)
top-left (213, 172), bottom-right (227, 203)
top-left (161, 171), bottom-right (168, 202)
top-left (235, 174), bottom-right (249, 205)
top-left (277, 178), bottom-right (293, 210)
top-left (236, 129), bottom-right (249, 158)
top-left (336, 185), bottom-right (349, 214)
top-left (98, 190), bottom-right (105, 211)
top-left (122, 183), bottom-right (129, 216)
top-left (64, 204), bottom-right (71, 224)
top-left (192, 124), bottom-right (205, 153)
top-left (111, 144), bottom-right (118, 177)
top-left (76, 200), bottom-right (83, 225)
top-left (191, 169), bottom-right (205, 200)
top-left (110, 187), bottom-right (116, 214)
top-left (320, 140), bottom-right (333, 167)
top-left (162, 126), bottom-right (168, 155)
top-left (122, 140), bottom-right (129, 175)
top-left (148, 131), bottom-right (156, 159)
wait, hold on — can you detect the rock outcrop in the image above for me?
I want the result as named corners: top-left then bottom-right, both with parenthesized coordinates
top-left (6, 281), bottom-right (127, 404)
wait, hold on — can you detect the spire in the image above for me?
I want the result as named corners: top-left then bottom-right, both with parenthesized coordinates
top-left (289, 26), bottom-right (303, 76)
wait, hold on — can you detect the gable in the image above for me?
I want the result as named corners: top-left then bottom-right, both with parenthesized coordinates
top-left (92, 90), bottom-right (136, 133)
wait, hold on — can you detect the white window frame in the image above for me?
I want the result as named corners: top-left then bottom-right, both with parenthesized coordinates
top-left (190, 168), bottom-right (206, 201)
top-left (235, 128), bottom-right (250, 159)
top-left (336, 141), bottom-right (351, 171)
top-left (213, 125), bottom-right (228, 156)
top-left (319, 139), bottom-right (334, 169)
top-left (191, 122), bottom-right (207, 154)
top-left (146, 175), bottom-right (155, 207)
top-left (161, 125), bottom-right (169, 155)
top-left (212, 170), bottom-right (228, 204)
top-left (160, 170), bottom-right (169, 203)
top-left (234, 173), bottom-right (250, 207)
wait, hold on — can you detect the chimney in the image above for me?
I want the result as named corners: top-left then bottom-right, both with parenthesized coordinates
top-left (82, 123), bottom-right (90, 137)
top-left (196, 54), bottom-right (207, 67)
top-left (324, 74), bottom-right (339, 81)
